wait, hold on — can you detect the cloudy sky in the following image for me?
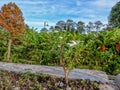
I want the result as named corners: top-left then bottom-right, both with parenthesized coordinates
top-left (0, 0), bottom-right (119, 30)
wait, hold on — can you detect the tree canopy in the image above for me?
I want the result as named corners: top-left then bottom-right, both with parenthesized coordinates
top-left (0, 2), bottom-right (25, 38)
top-left (109, 1), bottom-right (120, 27)
top-left (0, 2), bottom-right (25, 61)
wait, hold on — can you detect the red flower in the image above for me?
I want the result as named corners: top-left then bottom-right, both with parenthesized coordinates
top-left (100, 45), bottom-right (106, 52)
top-left (115, 44), bottom-right (120, 51)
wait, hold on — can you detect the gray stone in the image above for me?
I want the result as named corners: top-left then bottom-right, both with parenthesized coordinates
top-left (69, 69), bottom-right (109, 83)
top-left (59, 82), bottom-right (64, 87)
top-left (99, 84), bottom-right (115, 90)
top-left (13, 87), bottom-right (20, 90)
top-left (66, 86), bottom-right (71, 90)
top-left (0, 62), bottom-right (109, 83)
top-left (108, 75), bottom-right (115, 80)
top-left (114, 74), bottom-right (120, 90)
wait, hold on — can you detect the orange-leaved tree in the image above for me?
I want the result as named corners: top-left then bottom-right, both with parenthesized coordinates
top-left (0, 2), bottom-right (25, 61)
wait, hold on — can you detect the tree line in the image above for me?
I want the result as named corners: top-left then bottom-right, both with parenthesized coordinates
top-left (41, 20), bottom-right (112, 33)
top-left (41, 1), bottom-right (120, 33)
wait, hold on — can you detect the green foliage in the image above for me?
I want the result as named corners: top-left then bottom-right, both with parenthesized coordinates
top-left (109, 1), bottom-right (120, 27)
top-left (0, 27), bottom-right (120, 75)
top-left (0, 29), bottom-right (9, 61)
top-left (104, 54), bottom-right (120, 75)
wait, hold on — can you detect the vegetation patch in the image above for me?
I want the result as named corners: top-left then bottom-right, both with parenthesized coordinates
top-left (0, 70), bottom-right (100, 90)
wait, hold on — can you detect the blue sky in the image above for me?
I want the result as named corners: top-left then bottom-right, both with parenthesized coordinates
top-left (0, 0), bottom-right (119, 30)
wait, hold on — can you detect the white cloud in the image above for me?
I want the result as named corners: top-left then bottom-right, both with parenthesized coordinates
top-left (76, 0), bottom-right (82, 6)
top-left (25, 20), bottom-right (56, 29)
top-left (87, 14), bottom-right (97, 18)
top-left (25, 21), bottom-right (43, 26)
top-left (0, 0), bottom-right (119, 29)
top-left (91, 0), bottom-right (119, 8)
top-left (18, 1), bottom-right (48, 5)
top-left (0, 0), bottom-right (48, 5)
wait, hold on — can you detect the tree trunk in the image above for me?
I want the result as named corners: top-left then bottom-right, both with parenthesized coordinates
top-left (63, 67), bottom-right (69, 89)
top-left (6, 39), bottom-right (12, 61)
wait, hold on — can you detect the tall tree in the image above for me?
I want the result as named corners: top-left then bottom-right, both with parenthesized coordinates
top-left (66, 19), bottom-right (75, 32)
top-left (41, 27), bottom-right (48, 32)
top-left (56, 20), bottom-right (66, 31)
top-left (94, 20), bottom-right (103, 31)
top-left (0, 2), bottom-right (25, 61)
top-left (109, 1), bottom-right (120, 27)
top-left (77, 21), bottom-right (85, 33)
top-left (49, 26), bottom-right (54, 30)
top-left (85, 22), bottom-right (94, 33)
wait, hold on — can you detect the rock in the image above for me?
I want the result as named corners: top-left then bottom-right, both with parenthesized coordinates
top-left (13, 87), bottom-right (20, 90)
top-left (99, 84), bottom-right (115, 90)
top-left (43, 87), bottom-right (47, 90)
top-left (66, 86), bottom-right (71, 90)
top-left (0, 62), bottom-right (109, 83)
top-left (69, 69), bottom-right (109, 83)
top-left (114, 74), bottom-right (120, 90)
top-left (108, 75), bottom-right (115, 80)
top-left (59, 82), bottom-right (64, 87)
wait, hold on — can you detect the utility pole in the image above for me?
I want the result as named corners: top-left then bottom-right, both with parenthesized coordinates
top-left (44, 21), bottom-right (48, 28)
